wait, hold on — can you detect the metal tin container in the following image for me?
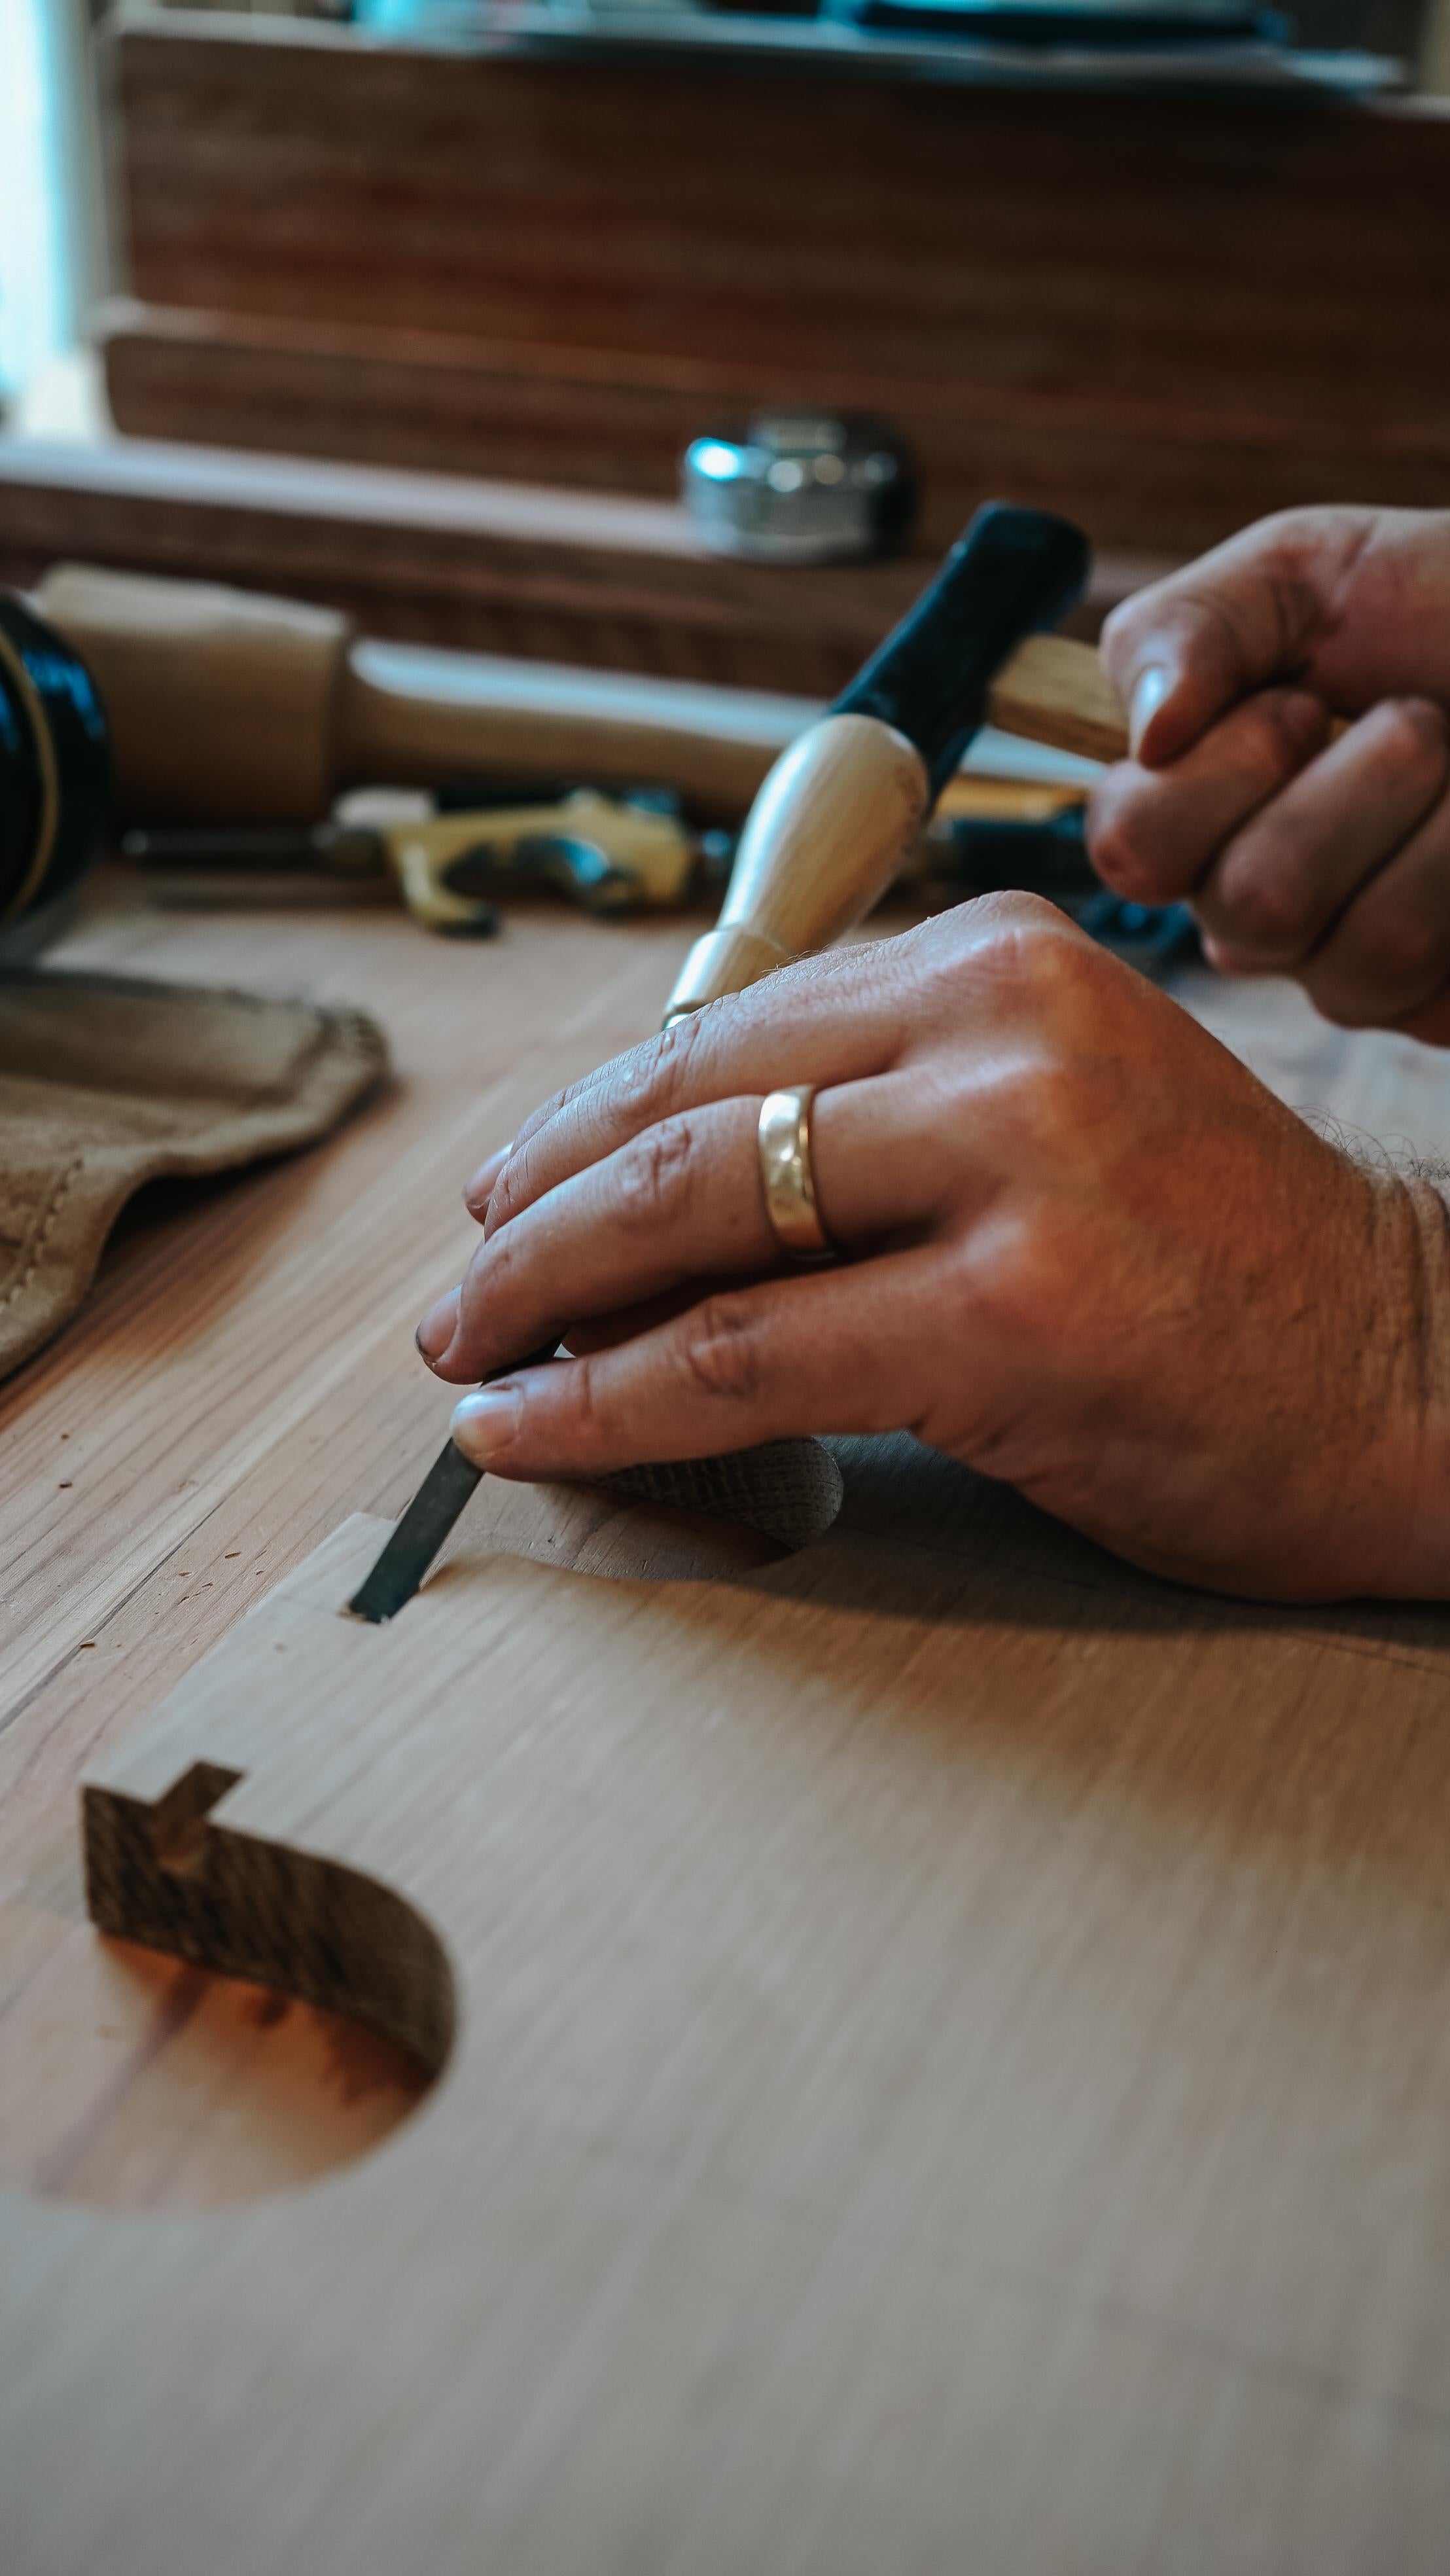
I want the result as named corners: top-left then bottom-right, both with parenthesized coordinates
top-left (682, 414), bottom-right (914, 564)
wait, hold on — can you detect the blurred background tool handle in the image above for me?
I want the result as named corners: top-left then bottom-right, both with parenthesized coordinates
top-left (123, 789), bottom-right (710, 934)
top-left (29, 560), bottom-right (1127, 834)
top-left (663, 502), bottom-right (1097, 1020)
top-left (387, 789), bottom-right (703, 923)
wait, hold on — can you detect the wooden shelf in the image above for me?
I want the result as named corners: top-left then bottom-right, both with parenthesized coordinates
top-left (0, 433), bottom-right (1162, 690)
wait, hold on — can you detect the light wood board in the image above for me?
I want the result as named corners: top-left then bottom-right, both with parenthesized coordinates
top-left (7, 870), bottom-right (1450, 2569)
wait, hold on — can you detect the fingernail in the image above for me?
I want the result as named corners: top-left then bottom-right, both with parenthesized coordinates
top-left (1129, 665), bottom-right (1171, 759)
top-left (416, 1289), bottom-right (460, 1361)
top-left (464, 1141), bottom-right (512, 1213)
top-left (450, 1384), bottom-right (520, 1464)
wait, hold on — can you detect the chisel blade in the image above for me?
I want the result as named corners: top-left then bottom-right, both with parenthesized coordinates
top-left (347, 1435), bottom-right (484, 1624)
top-left (349, 1340), bottom-right (560, 1623)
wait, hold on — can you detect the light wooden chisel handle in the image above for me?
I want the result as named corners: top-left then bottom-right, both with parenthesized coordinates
top-left (663, 506), bottom-right (1120, 1022)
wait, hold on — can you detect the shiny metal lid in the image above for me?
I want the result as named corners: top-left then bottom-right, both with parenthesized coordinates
top-left (681, 414), bottom-right (914, 565)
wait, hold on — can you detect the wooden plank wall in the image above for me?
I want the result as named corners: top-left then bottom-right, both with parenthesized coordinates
top-left (99, 14), bottom-right (1450, 556)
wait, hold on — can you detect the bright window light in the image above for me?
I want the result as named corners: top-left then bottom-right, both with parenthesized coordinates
top-left (0, 0), bottom-right (82, 401)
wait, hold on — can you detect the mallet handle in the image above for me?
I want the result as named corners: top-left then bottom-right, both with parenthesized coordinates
top-left (33, 562), bottom-right (1125, 833)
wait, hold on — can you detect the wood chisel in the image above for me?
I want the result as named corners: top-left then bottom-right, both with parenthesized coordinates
top-left (348, 501), bottom-right (1108, 1624)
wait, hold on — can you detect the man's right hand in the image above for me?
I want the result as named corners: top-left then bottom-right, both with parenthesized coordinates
top-left (1088, 506), bottom-right (1450, 1043)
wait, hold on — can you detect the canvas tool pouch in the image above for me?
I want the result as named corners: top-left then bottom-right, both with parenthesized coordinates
top-left (0, 968), bottom-right (387, 1381)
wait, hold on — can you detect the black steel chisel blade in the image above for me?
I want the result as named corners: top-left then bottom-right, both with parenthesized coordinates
top-left (349, 1342), bottom-right (559, 1623)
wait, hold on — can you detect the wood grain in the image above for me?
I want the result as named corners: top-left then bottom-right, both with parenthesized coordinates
top-left (97, 15), bottom-right (1450, 554)
top-left (8, 872), bottom-right (1450, 2566)
top-left (15, 1476), bottom-right (1450, 2567)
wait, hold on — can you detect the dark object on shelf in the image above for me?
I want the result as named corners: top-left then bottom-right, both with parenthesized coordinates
top-left (682, 416), bottom-right (915, 563)
top-left (836, 0), bottom-right (1282, 41)
top-left (0, 594), bottom-right (110, 951)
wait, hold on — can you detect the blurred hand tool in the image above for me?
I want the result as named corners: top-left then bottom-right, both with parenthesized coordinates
top-left (125, 788), bottom-right (730, 936)
top-left (32, 560), bottom-right (1127, 832)
top-left (912, 801), bottom-right (1198, 978)
top-left (351, 501), bottom-right (1098, 1622)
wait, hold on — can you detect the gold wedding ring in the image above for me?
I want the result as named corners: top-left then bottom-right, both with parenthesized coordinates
top-left (757, 1085), bottom-right (832, 1259)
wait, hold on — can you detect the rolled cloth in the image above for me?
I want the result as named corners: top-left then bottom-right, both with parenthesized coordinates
top-left (0, 967), bottom-right (386, 1381)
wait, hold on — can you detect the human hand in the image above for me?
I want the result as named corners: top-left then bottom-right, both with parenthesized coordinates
top-left (416, 901), bottom-right (1448, 1601)
top-left (1088, 506), bottom-right (1450, 1041)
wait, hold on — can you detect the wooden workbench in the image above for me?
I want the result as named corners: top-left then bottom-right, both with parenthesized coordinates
top-left (7, 871), bottom-right (1450, 2566)
top-left (0, 867), bottom-right (710, 2207)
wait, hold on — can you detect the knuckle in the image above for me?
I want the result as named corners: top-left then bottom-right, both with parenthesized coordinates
top-left (1246, 687), bottom-right (1320, 775)
top-left (487, 1128), bottom-right (549, 1232)
top-left (952, 889), bottom-right (1075, 980)
top-left (1374, 696), bottom-right (1450, 780)
top-left (957, 1012), bottom-right (1114, 1166)
top-left (964, 898), bottom-right (1105, 1016)
top-left (1208, 851), bottom-right (1313, 957)
top-left (488, 1017), bottom-right (709, 1233)
top-left (568, 1351), bottom-right (608, 1449)
top-left (1086, 783), bottom-right (1172, 900)
top-left (486, 1149), bottom-right (528, 1232)
top-left (679, 1294), bottom-right (765, 1404)
top-left (1300, 975), bottom-right (1375, 1031)
top-left (1330, 910), bottom-right (1445, 1011)
top-left (997, 1052), bottom-right (1106, 1160)
top-left (615, 1114), bottom-right (699, 1230)
top-left (507, 1088), bottom-right (567, 1159)
top-left (472, 1215), bottom-right (534, 1315)
top-left (620, 1014), bottom-right (703, 1122)
top-left (959, 1211), bottom-right (1089, 1362)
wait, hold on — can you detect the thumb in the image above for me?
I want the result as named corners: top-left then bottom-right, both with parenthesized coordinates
top-left (1100, 510), bottom-right (1354, 770)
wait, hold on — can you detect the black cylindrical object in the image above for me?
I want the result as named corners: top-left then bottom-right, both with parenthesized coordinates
top-left (0, 592), bottom-right (110, 936)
